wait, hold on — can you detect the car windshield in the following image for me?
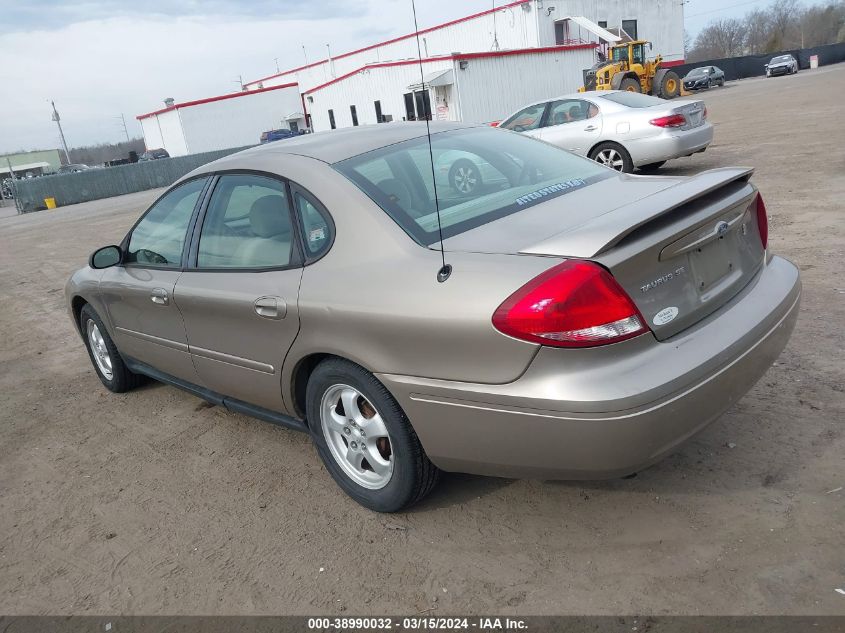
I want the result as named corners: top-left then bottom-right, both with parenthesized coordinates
top-left (333, 127), bottom-right (610, 245)
top-left (688, 68), bottom-right (708, 76)
top-left (599, 92), bottom-right (665, 108)
top-left (772, 56), bottom-right (792, 63)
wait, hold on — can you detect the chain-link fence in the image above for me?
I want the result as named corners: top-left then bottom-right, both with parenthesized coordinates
top-left (13, 145), bottom-right (253, 213)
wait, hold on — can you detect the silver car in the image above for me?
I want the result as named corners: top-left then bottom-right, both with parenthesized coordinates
top-left (499, 90), bottom-right (713, 173)
top-left (766, 54), bottom-right (798, 77)
top-left (66, 123), bottom-right (800, 512)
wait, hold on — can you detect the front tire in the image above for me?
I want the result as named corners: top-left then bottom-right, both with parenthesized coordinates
top-left (306, 358), bottom-right (440, 512)
top-left (656, 70), bottom-right (681, 99)
top-left (80, 304), bottom-right (144, 393)
top-left (589, 142), bottom-right (634, 173)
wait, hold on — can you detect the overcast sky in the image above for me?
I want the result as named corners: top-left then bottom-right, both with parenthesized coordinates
top-left (0, 0), bottom-right (784, 154)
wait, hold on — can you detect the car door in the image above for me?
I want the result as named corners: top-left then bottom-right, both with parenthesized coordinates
top-left (174, 173), bottom-right (304, 413)
top-left (498, 102), bottom-right (548, 140)
top-left (538, 99), bottom-right (602, 156)
top-left (99, 176), bottom-right (208, 384)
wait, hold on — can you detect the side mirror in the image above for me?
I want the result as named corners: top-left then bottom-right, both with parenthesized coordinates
top-left (764, 64), bottom-right (769, 68)
top-left (90, 245), bottom-right (122, 269)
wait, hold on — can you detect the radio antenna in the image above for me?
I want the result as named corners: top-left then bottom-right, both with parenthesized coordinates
top-left (410, 0), bottom-right (452, 283)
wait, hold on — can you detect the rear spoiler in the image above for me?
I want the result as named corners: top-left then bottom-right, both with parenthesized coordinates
top-left (520, 167), bottom-right (755, 258)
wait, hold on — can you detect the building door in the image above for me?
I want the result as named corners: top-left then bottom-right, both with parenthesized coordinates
top-left (403, 93), bottom-right (416, 121)
top-left (289, 121), bottom-right (299, 133)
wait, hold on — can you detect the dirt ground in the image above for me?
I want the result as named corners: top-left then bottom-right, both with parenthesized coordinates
top-left (1, 65), bottom-right (843, 616)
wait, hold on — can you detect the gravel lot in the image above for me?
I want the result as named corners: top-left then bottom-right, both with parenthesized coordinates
top-left (1, 65), bottom-right (843, 616)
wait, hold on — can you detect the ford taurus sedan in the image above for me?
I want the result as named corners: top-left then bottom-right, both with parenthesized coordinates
top-left (66, 122), bottom-right (800, 512)
top-left (499, 90), bottom-right (713, 173)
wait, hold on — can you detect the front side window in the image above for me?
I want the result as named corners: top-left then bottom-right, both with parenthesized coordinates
top-left (334, 127), bottom-right (610, 245)
top-left (126, 177), bottom-right (206, 267)
top-left (499, 103), bottom-right (546, 132)
top-left (546, 99), bottom-right (597, 126)
top-left (197, 174), bottom-right (294, 269)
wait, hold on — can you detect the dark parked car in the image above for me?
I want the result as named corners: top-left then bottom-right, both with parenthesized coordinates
top-left (58, 164), bottom-right (90, 174)
top-left (766, 54), bottom-right (798, 77)
top-left (260, 128), bottom-right (299, 143)
top-left (682, 66), bottom-right (725, 91)
top-left (139, 148), bottom-right (170, 161)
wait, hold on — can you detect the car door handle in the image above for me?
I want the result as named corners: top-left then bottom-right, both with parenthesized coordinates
top-left (584, 125), bottom-right (598, 131)
top-left (254, 296), bottom-right (287, 320)
top-left (150, 288), bottom-right (169, 305)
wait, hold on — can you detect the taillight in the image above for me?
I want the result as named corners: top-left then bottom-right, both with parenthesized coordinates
top-left (756, 193), bottom-right (768, 249)
top-left (492, 261), bottom-right (649, 348)
top-left (703, 106), bottom-right (708, 119)
top-left (649, 114), bottom-right (686, 128)
top-left (489, 121), bottom-right (500, 127)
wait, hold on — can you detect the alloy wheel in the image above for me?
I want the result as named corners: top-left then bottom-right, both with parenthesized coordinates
top-left (452, 165), bottom-right (478, 194)
top-left (86, 319), bottom-right (113, 380)
top-left (320, 384), bottom-right (394, 489)
top-left (595, 148), bottom-right (625, 171)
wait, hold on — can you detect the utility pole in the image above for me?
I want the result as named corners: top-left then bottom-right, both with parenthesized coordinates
top-left (274, 57), bottom-right (280, 73)
top-left (302, 45), bottom-right (308, 65)
top-left (116, 113), bottom-right (130, 142)
top-left (51, 100), bottom-right (71, 164)
top-left (234, 75), bottom-right (244, 91)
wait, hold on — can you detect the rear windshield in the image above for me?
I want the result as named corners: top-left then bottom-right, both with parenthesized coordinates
top-left (333, 127), bottom-right (610, 245)
top-left (599, 92), bottom-right (666, 108)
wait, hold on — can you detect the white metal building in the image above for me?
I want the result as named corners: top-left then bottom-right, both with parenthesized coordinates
top-left (305, 45), bottom-right (596, 131)
top-left (137, 83), bottom-right (304, 156)
top-left (245, 0), bottom-right (685, 94)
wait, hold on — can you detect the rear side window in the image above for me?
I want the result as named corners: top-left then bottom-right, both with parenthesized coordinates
top-left (600, 92), bottom-right (666, 108)
top-left (294, 191), bottom-right (333, 258)
top-left (126, 177), bottom-right (206, 267)
top-left (197, 174), bottom-right (295, 269)
top-left (334, 127), bottom-right (610, 245)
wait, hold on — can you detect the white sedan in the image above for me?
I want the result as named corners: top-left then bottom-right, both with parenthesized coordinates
top-left (498, 90), bottom-right (714, 173)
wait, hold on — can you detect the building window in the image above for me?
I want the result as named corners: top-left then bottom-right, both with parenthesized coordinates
top-left (350, 105), bottom-right (358, 126)
top-left (328, 109), bottom-right (336, 130)
top-left (598, 20), bottom-right (607, 28)
top-left (622, 19), bottom-right (637, 40)
top-left (374, 100), bottom-right (383, 123)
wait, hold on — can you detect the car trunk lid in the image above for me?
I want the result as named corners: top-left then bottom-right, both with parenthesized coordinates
top-left (442, 168), bottom-right (765, 340)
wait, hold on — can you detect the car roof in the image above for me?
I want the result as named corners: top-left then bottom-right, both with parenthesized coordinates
top-left (206, 121), bottom-right (477, 166)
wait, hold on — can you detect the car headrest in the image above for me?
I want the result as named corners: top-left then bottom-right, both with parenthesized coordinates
top-left (249, 195), bottom-right (288, 238)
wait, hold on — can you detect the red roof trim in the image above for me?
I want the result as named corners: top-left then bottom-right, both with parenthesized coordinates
top-left (136, 82), bottom-right (299, 120)
top-left (660, 59), bottom-right (686, 67)
top-left (245, 0), bottom-right (532, 87)
top-left (303, 44), bottom-right (597, 95)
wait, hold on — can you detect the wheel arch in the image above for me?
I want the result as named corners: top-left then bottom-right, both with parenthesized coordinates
top-left (70, 295), bottom-right (89, 334)
top-left (587, 138), bottom-right (629, 159)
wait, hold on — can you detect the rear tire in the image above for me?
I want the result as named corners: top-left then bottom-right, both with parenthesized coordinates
top-left (589, 142), bottom-right (634, 173)
top-left (619, 77), bottom-right (641, 93)
top-left (639, 161), bottom-right (666, 172)
top-left (448, 159), bottom-right (482, 195)
top-left (306, 358), bottom-right (440, 512)
top-left (80, 304), bottom-right (144, 393)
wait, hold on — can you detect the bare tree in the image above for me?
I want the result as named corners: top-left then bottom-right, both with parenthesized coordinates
top-left (799, 2), bottom-right (845, 48)
top-left (744, 8), bottom-right (773, 54)
top-left (766, 0), bottom-right (802, 50)
top-left (690, 18), bottom-right (747, 60)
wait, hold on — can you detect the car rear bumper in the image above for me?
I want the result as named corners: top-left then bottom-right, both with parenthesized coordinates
top-left (628, 122), bottom-right (714, 166)
top-left (379, 255), bottom-right (800, 479)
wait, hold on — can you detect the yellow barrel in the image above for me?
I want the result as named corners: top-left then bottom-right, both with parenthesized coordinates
top-left (44, 197), bottom-right (57, 210)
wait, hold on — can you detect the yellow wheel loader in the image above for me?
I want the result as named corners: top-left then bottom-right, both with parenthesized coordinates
top-left (580, 40), bottom-right (681, 99)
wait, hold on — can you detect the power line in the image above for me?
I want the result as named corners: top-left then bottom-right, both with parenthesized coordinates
top-left (686, 0), bottom-right (768, 20)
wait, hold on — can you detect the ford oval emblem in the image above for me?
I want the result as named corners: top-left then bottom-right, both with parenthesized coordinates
top-left (716, 221), bottom-right (730, 235)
